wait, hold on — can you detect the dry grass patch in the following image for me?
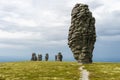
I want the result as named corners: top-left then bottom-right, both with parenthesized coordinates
top-left (84, 63), bottom-right (120, 80)
top-left (0, 61), bottom-right (80, 80)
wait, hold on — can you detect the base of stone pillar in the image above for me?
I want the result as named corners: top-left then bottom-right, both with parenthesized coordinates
top-left (77, 59), bottom-right (92, 64)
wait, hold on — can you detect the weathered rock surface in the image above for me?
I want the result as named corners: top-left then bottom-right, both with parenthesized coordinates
top-left (68, 3), bottom-right (96, 63)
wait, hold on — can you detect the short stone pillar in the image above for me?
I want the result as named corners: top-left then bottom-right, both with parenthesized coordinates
top-left (45, 53), bottom-right (49, 61)
top-left (38, 54), bottom-right (42, 61)
top-left (31, 53), bottom-right (37, 61)
top-left (55, 55), bottom-right (57, 61)
top-left (57, 52), bottom-right (63, 61)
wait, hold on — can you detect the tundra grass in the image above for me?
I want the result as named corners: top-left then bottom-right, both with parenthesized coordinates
top-left (0, 61), bottom-right (80, 80)
top-left (84, 63), bottom-right (120, 80)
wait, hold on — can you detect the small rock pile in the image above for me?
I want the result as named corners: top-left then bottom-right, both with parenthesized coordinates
top-left (68, 3), bottom-right (96, 63)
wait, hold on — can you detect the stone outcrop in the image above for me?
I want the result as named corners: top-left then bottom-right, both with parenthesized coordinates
top-left (68, 3), bottom-right (96, 63)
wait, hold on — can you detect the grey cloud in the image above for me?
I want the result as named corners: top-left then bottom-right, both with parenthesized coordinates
top-left (94, 7), bottom-right (120, 41)
top-left (0, 0), bottom-right (120, 62)
top-left (88, 0), bottom-right (104, 10)
top-left (0, 0), bottom-right (120, 49)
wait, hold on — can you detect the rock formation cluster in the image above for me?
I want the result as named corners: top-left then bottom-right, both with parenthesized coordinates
top-left (31, 52), bottom-right (63, 61)
top-left (68, 3), bottom-right (96, 63)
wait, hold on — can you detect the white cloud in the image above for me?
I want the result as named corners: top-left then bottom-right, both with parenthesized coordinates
top-left (0, 0), bottom-right (119, 49)
top-left (0, 43), bottom-right (26, 49)
top-left (3, 17), bottom-right (37, 27)
top-left (98, 35), bottom-right (120, 42)
top-left (2, 16), bottom-right (38, 27)
top-left (0, 30), bottom-right (44, 40)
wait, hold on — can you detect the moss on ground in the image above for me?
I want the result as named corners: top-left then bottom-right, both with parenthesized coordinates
top-left (0, 61), bottom-right (80, 80)
top-left (84, 63), bottom-right (120, 80)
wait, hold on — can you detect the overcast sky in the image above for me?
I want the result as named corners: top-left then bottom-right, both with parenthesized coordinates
top-left (0, 0), bottom-right (120, 62)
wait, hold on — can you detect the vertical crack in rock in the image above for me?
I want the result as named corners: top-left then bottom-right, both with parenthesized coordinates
top-left (68, 3), bottom-right (96, 64)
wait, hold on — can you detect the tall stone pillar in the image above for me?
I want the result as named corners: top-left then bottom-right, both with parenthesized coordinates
top-left (68, 3), bottom-right (96, 64)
